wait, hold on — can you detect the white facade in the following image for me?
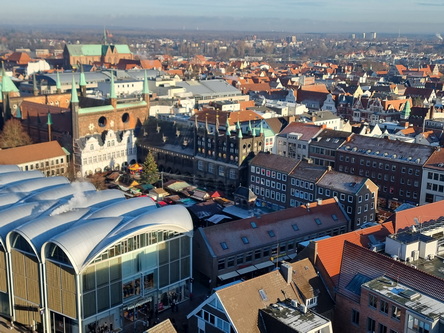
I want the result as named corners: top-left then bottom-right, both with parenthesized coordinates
top-left (79, 130), bottom-right (137, 177)
top-left (26, 60), bottom-right (51, 76)
top-left (421, 167), bottom-right (444, 205)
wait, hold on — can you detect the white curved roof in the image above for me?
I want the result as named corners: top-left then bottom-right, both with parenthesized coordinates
top-left (46, 217), bottom-right (124, 273)
top-left (2, 176), bottom-right (69, 195)
top-left (0, 165), bottom-right (20, 174)
top-left (0, 174), bottom-right (194, 275)
top-left (0, 193), bottom-right (24, 208)
top-left (0, 170), bottom-right (44, 187)
top-left (87, 196), bottom-right (156, 219)
top-left (23, 181), bottom-right (96, 203)
top-left (9, 208), bottom-right (91, 257)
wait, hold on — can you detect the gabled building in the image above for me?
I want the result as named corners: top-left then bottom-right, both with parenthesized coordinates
top-left (63, 44), bottom-right (134, 69)
top-left (193, 198), bottom-right (349, 287)
top-left (187, 259), bottom-right (334, 333)
top-left (0, 141), bottom-right (68, 177)
top-left (309, 128), bottom-right (352, 168)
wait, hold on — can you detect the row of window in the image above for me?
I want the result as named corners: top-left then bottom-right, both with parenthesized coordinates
top-left (340, 156), bottom-right (422, 176)
top-left (368, 295), bottom-right (401, 320)
top-left (251, 176), bottom-right (287, 191)
top-left (218, 241), bottom-right (296, 270)
top-left (82, 149), bottom-right (133, 165)
top-left (426, 182), bottom-right (444, 193)
top-left (196, 310), bottom-right (230, 333)
top-left (427, 171), bottom-right (444, 182)
top-left (251, 186), bottom-right (287, 203)
top-left (197, 161), bottom-right (237, 179)
top-left (352, 308), bottom-right (399, 333)
top-left (250, 166), bottom-right (288, 181)
top-left (22, 158), bottom-right (65, 171)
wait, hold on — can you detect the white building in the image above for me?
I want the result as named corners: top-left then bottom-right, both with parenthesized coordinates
top-left (77, 129), bottom-right (137, 177)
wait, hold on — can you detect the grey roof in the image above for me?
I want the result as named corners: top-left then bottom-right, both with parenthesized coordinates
top-left (176, 79), bottom-right (241, 97)
top-left (37, 72), bottom-right (111, 86)
top-left (0, 167), bottom-right (193, 274)
top-left (251, 152), bottom-right (299, 174)
top-left (340, 134), bottom-right (436, 165)
top-left (290, 161), bottom-right (327, 182)
top-left (317, 170), bottom-right (369, 194)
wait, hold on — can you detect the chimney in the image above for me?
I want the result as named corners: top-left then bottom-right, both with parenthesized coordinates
top-left (317, 198), bottom-right (323, 205)
top-left (306, 202), bottom-right (310, 212)
top-left (280, 262), bottom-right (293, 284)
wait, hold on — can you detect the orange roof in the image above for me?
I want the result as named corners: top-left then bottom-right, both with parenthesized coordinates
top-left (0, 141), bottom-right (66, 165)
top-left (315, 222), bottom-right (394, 286)
top-left (7, 52), bottom-right (32, 65)
top-left (300, 84), bottom-right (329, 93)
top-left (140, 59), bottom-right (162, 70)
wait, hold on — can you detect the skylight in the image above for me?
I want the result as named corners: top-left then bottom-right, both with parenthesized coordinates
top-left (258, 289), bottom-right (268, 301)
top-left (250, 221), bottom-right (258, 228)
top-left (241, 237), bottom-right (249, 244)
top-left (315, 218), bottom-right (322, 225)
top-left (268, 230), bottom-right (276, 237)
top-left (292, 224), bottom-right (299, 231)
top-left (220, 242), bottom-right (228, 250)
top-left (331, 214), bottom-right (338, 221)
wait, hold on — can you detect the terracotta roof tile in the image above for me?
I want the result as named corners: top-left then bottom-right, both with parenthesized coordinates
top-left (0, 141), bottom-right (66, 165)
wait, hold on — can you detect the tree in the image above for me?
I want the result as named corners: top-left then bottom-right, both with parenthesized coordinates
top-left (141, 152), bottom-right (159, 185)
top-left (0, 118), bottom-right (33, 149)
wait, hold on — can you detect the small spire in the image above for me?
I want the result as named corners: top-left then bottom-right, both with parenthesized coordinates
top-left (142, 70), bottom-right (150, 95)
top-left (32, 73), bottom-right (38, 92)
top-left (194, 114), bottom-right (198, 129)
top-left (47, 111), bottom-right (53, 126)
top-left (260, 121), bottom-right (264, 135)
top-left (56, 70), bottom-right (61, 91)
top-left (103, 27), bottom-right (108, 45)
top-left (79, 65), bottom-right (87, 87)
top-left (15, 105), bottom-right (21, 119)
top-left (205, 115), bottom-right (209, 134)
top-left (70, 76), bottom-right (79, 103)
top-left (248, 120), bottom-right (253, 134)
top-left (226, 116), bottom-right (230, 136)
top-left (110, 71), bottom-right (116, 99)
top-left (237, 120), bottom-right (243, 139)
top-left (215, 112), bottom-right (220, 134)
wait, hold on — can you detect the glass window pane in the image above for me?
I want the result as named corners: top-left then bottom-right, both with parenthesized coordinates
top-left (170, 260), bottom-right (180, 284)
top-left (181, 237), bottom-right (190, 257)
top-left (97, 286), bottom-right (109, 312)
top-left (181, 257), bottom-right (190, 280)
top-left (83, 291), bottom-right (96, 317)
top-left (159, 265), bottom-right (169, 288)
top-left (170, 238), bottom-right (180, 261)
top-left (110, 282), bottom-right (122, 306)
top-left (159, 243), bottom-right (169, 266)
top-left (83, 266), bottom-right (95, 292)
top-left (109, 258), bottom-right (121, 282)
top-left (96, 262), bottom-right (109, 287)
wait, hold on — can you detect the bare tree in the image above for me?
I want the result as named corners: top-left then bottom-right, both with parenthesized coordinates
top-left (0, 119), bottom-right (33, 149)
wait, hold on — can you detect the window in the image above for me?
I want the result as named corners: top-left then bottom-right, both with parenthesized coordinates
top-left (391, 305), bottom-right (401, 320)
top-left (227, 257), bottom-right (234, 267)
top-left (241, 237), bottom-right (249, 244)
top-left (407, 315), bottom-right (430, 333)
top-left (218, 259), bottom-right (225, 270)
top-left (367, 318), bottom-right (376, 332)
top-left (380, 300), bottom-right (388, 314)
top-left (268, 230), bottom-right (276, 237)
top-left (378, 323), bottom-right (387, 333)
top-left (369, 294), bottom-right (377, 308)
top-left (292, 224), bottom-right (299, 231)
top-left (352, 309), bottom-right (360, 325)
top-left (220, 242), bottom-right (228, 250)
top-left (314, 218), bottom-right (322, 225)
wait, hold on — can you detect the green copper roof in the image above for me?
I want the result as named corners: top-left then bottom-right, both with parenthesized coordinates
top-left (142, 70), bottom-right (150, 94)
top-left (79, 65), bottom-right (87, 86)
top-left (65, 44), bottom-right (131, 56)
top-left (70, 76), bottom-right (79, 103)
top-left (56, 71), bottom-right (61, 90)
top-left (237, 121), bottom-right (243, 139)
top-left (110, 72), bottom-right (116, 99)
top-left (78, 101), bottom-right (147, 114)
top-left (47, 111), bottom-right (53, 125)
top-left (1, 63), bottom-right (19, 93)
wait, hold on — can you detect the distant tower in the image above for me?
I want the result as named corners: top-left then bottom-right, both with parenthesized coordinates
top-left (70, 76), bottom-right (80, 141)
top-left (79, 65), bottom-right (87, 97)
top-left (362, 32), bottom-right (366, 39)
top-left (32, 73), bottom-right (38, 96)
top-left (55, 70), bottom-right (62, 94)
top-left (371, 32), bottom-right (377, 39)
top-left (47, 111), bottom-right (53, 142)
top-left (351, 33), bottom-right (356, 39)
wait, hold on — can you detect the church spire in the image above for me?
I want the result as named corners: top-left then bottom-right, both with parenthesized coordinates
top-left (237, 120), bottom-right (243, 139)
top-left (32, 73), bottom-right (38, 96)
top-left (103, 27), bottom-right (108, 45)
top-left (142, 70), bottom-right (150, 105)
top-left (47, 111), bottom-right (53, 142)
top-left (401, 100), bottom-right (411, 120)
top-left (226, 115), bottom-right (230, 136)
top-left (56, 70), bottom-right (62, 94)
top-left (70, 76), bottom-right (79, 103)
top-left (79, 65), bottom-right (87, 97)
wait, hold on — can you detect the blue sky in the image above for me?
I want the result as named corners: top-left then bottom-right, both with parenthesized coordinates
top-left (2, 0), bottom-right (444, 33)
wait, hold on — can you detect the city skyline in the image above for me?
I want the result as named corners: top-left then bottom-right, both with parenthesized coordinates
top-left (2, 0), bottom-right (444, 34)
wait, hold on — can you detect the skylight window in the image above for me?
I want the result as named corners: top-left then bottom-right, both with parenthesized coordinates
top-left (268, 230), bottom-right (276, 237)
top-left (331, 214), bottom-right (338, 221)
top-left (220, 242), bottom-right (228, 250)
top-left (292, 224), bottom-right (299, 231)
top-left (315, 218), bottom-right (322, 225)
top-left (241, 237), bottom-right (249, 244)
top-left (258, 289), bottom-right (268, 301)
top-left (250, 221), bottom-right (258, 229)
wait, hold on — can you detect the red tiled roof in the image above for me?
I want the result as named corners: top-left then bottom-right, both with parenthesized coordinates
top-left (385, 199), bottom-right (444, 233)
top-left (0, 141), bottom-right (66, 165)
top-left (315, 222), bottom-right (394, 287)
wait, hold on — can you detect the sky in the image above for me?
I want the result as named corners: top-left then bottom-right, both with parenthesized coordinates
top-left (2, 0), bottom-right (444, 34)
